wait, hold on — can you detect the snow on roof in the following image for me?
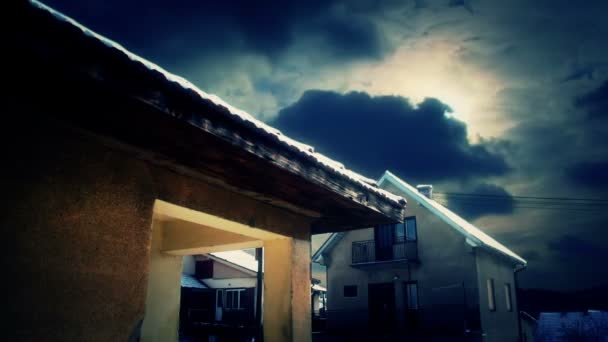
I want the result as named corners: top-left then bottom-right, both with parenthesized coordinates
top-left (29, 0), bottom-right (405, 209)
top-left (378, 170), bottom-right (526, 265)
top-left (210, 250), bottom-right (259, 273)
top-left (181, 274), bottom-right (207, 289)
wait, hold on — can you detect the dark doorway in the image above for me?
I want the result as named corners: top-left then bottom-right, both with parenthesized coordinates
top-left (368, 282), bottom-right (396, 331)
top-left (374, 225), bottom-right (394, 261)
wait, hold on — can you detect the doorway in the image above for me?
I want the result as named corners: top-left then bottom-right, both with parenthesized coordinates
top-left (368, 282), bottom-right (396, 331)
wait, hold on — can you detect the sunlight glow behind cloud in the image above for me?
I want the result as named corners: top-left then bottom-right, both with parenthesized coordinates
top-left (348, 38), bottom-right (510, 140)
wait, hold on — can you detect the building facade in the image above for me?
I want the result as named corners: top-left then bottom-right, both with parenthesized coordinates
top-left (314, 171), bottom-right (527, 341)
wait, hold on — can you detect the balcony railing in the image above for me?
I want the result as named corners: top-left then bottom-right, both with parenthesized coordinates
top-left (352, 239), bottom-right (418, 264)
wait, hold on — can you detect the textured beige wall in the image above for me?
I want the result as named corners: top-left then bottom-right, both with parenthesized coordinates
top-left (141, 220), bottom-right (182, 342)
top-left (264, 230), bottom-right (311, 342)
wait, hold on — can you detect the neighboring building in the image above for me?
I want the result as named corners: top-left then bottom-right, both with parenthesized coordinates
top-left (8, 2), bottom-right (406, 341)
top-left (313, 171), bottom-right (527, 341)
top-left (180, 251), bottom-right (258, 335)
top-left (535, 310), bottom-right (608, 341)
top-left (179, 250), bottom-right (328, 337)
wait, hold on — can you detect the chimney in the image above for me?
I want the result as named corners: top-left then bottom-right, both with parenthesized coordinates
top-left (416, 184), bottom-right (433, 199)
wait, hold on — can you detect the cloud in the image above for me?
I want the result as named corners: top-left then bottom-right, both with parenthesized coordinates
top-left (445, 183), bottom-right (515, 220)
top-left (272, 90), bottom-right (510, 182)
top-left (575, 79), bottom-right (608, 120)
top-left (567, 161), bottom-right (608, 189)
top-left (548, 234), bottom-right (608, 261)
top-left (44, 0), bottom-right (391, 67)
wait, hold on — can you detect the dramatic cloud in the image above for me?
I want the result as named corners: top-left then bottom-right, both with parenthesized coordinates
top-left (567, 161), bottom-right (608, 189)
top-left (548, 234), bottom-right (608, 261)
top-left (42, 0), bottom-right (608, 291)
top-left (444, 183), bottom-right (515, 220)
top-left (575, 79), bottom-right (608, 120)
top-left (272, 90), bottom-right (510, 182)
top-left (44, 0), bottom-right (390, 67)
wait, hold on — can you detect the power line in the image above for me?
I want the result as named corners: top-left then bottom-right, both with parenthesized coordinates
top-left (434, 196), bottom-right (608, 207)
top-left (434, 199), bottom-right (608, 213)
top-left (434, 192), bottom-right (608, 202)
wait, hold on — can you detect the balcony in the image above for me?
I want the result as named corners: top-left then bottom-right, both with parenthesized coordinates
top-left (351, 239), bottom-right (418, 266)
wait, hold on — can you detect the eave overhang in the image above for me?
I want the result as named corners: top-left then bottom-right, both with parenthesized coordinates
top-left (13, 1), bottom-right (406, 232)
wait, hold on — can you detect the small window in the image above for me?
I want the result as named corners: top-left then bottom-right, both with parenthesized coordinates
top-left (225, 289), bottom-right (245, 310)
top-left (344, 285), bottom-right (358, 297)
top-left (487, 279), bottom-right (496, 311)
top-left (505, 283), bottom-right (513, 312)
top-left (405, 217), bottom-right (417, 241)
top-left (405, 282), bottom-right (419, 310)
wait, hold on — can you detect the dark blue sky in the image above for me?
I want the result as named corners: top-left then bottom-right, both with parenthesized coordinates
top-left (43, 0), bottom-right (608, 291)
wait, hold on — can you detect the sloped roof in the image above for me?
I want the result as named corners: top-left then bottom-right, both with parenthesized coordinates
top-left (26, 0), bottom-right (406, 231)
top-left (209, 250), bottom-right (259, 273)
top-left (181, 274), bottom-right (208, 289)
top-left (314, 171), bottom-right (526, 265)
top-left (378, 171), bottom-right (526, 265)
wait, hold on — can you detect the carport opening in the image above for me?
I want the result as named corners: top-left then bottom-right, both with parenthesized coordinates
top-left (180, 249), bottom-right (263, 341)
top-left (140, 200), bottom-right (284, 342)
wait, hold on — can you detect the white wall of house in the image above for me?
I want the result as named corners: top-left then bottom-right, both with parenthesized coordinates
top-left (475, 248), bottom-right (520, 342)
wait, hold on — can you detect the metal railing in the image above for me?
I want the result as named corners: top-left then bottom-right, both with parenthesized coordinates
top-left (352, 239), bottom-right (418, 264)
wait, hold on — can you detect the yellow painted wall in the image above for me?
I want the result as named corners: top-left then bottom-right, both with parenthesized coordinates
top-left (141, 220), bottom-right (182, 342)
top-left (264, 231), bottom-right (312, 342)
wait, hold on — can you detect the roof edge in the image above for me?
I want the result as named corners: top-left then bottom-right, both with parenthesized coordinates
top-left (379, 170), bottom-right (527, 266)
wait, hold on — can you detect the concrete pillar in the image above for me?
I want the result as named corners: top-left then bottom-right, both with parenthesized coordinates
top-left (141, 220), bottom-right (182, 342)
top-left (394, 279), bottom-right (405, 327)
top-left (263, 237), bottom-right (312, 342)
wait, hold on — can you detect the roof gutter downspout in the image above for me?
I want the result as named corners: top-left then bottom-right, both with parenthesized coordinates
top-left (514, 263), bottom-right (527, 342)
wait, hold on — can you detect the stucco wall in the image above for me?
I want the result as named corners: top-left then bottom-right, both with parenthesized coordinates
top-left (4, 119), bottom-right (312, 341)
top-left (326, 227), bottom-right (375, 330)
top-left (475, 248), bottom-right (519, 342)
top-left (326, 183), bottom-right (481, 335)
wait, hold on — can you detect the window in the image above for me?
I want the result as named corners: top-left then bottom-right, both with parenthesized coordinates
top-left (344, 285), bottom-right (358, 297)
top-left (394, 222), bottom-right (405, 242)
top-left (225, 289), bottom-right (245, 310)
top-left (405, 282), bottom-right (419, 310)
top-left (505, 283), bottom-right (513, 312)
top-left (487, 279), bottom-right (496, 311)
top-left (394, 217), bottom-right (417, 242)
top-left (405, 217), bottom-right (417, 241)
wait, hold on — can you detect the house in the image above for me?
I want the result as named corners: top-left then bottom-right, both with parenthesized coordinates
top-left (180, 251), bottom-right (258, 331)
top-left (179, 250), bottom-right (328, 338)
top-left (535, 310), bottom-right (608, 341)
top-left (7, 2), bottom-right (406, 342)
top-left (313, 170), bottom-right (527, 341)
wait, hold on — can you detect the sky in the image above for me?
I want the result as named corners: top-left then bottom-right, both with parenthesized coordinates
top-left (45, 0), bottom-right (608, 291)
